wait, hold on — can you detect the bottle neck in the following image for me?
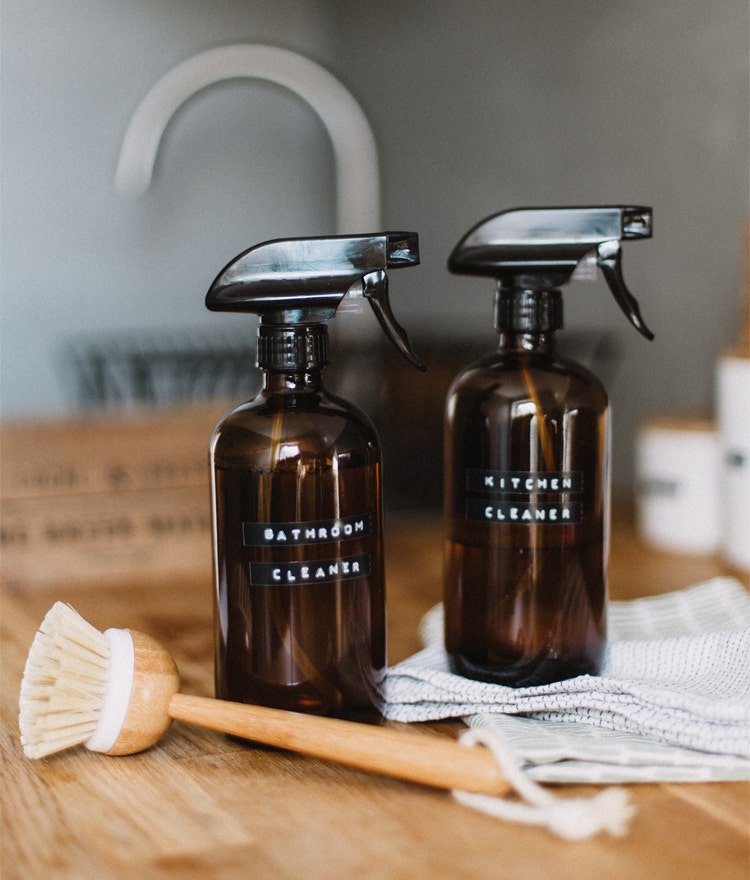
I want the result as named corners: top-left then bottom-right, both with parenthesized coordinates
top-left (262, 369), bottom-right (324, 394)
top-left (496, 331), bottom-right (557, 354)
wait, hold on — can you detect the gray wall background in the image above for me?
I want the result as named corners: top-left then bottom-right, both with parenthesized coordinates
top-left (2, 0), bottom-right (748, 491)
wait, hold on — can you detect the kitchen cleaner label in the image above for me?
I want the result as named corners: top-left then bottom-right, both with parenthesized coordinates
top-left (465, 470), bottom-right (583, 525)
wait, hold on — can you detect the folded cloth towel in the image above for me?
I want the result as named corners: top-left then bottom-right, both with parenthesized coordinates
top-left (382, 577), bottom-right (750, 783)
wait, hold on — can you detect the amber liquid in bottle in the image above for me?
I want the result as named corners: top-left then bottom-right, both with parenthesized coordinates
top-left (444, 329), bottom-right (609, 687)
top-left (211, 369), bottom-right (385, 720)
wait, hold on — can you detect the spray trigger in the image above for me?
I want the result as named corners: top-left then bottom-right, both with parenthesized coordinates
top-left (448, 206), bottom-right (654, 341)
top-left (596, 240), bottom-right (654, 340)
top-left (362, 270), bottom-right (426, 371)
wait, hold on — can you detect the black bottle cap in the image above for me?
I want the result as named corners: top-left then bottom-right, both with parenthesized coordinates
top-left (495, 289), bottom-right (562, 334)
top-left (257, 324), bottom-right (329, 371)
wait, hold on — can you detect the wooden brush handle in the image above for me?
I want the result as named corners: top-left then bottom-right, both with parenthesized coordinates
top-left (168, 693), bottom-right (509, 796)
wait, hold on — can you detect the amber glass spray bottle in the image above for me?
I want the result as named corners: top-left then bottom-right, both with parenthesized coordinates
top-left (206, 233), bottom-right (424, 721)
top-left (444, 207), bottom-right (654, 687)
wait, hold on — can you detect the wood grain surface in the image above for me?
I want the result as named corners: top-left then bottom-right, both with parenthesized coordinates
top-left (2, 508), bottom-right (748, 880)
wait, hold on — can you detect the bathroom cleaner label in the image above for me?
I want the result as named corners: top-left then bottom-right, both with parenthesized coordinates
top-left (243, 513), bottom-right (372, 586)
top-left (243, 513), bottom-right (371, 546)
top-left (465, 469), bottom-right (583, 525)
top-left (249, 553), bottom-right (371, 585)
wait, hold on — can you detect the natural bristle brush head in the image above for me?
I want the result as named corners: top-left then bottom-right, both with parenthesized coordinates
top-left (20, 602), bottom-right (180, 759)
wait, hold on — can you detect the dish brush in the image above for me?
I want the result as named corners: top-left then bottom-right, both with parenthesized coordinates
top-left (19, 602), bottom-right (509, 796)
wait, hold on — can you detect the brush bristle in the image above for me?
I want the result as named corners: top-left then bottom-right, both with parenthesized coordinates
top-left (19, 602), bottom-right (111, 759)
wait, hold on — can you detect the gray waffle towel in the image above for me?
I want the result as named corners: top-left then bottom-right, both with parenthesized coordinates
top-left (382, 577), bottom-right (750, 783)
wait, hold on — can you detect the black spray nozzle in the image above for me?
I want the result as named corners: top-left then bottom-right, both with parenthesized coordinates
top-left (207, 232), bottom-right (425, 370)
top-left (448, 206), bottom-right (654, 339)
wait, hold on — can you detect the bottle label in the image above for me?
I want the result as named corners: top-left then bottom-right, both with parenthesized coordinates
top-left (249, 554), bottom-right (371, 586)
top-left (243, 513), bottom-right (371, 546)
top-left (242, 513), bottom-right (372, 586)
top-left (465, 470), bottom-right (583, 525)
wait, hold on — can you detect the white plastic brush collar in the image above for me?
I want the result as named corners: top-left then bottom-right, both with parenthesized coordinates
top-left (85, 628), bottom-right (135, 753)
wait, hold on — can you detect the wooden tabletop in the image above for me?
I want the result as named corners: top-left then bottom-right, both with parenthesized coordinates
top-left (2, 507), bottom-right (748, 880)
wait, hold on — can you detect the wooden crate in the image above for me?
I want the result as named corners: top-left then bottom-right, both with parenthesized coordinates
top-left (0, 404), bottom-right (229, 589)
